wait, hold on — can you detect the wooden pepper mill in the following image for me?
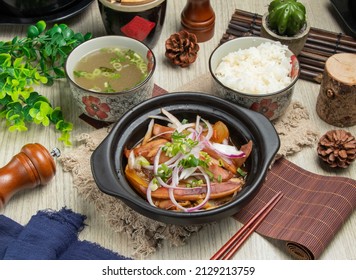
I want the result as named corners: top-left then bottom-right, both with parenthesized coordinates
top-left (0, 143), bottom-right (60, 208)
top-left (181, 0), bottom-right (215, 42)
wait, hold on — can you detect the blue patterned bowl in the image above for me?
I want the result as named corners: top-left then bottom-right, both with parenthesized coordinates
top-left (65, 35), bottom-right (155, 122)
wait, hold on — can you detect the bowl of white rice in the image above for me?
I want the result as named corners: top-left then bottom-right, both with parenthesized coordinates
top-left (209, 37), bottom-right (300, 120)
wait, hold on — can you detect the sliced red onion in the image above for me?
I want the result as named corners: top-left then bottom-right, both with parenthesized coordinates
top-left (186, 167), bottom-right (211, 212)
top-left (146, 180), bottom-right (156, 207)
top-left (171, 165), bottom-right (181, 187)
top-left (128, 150), bottom-right (135, 170)
top-left (146, 131), bottom-right (174, 143)
top-left (203, 140), bottom-right (245, 159)
top-left (141, 164), bottom-right (154, 171)
top-left (176, 123), bottom-right (195, 133)
top-left (201, 118), bottom-right (213, 141)
top-left (168, 187), bottom-right (187, 212)
top-left (148, 115), bottom-right (170, 122)
top-left (187, 128), bottom-right (197, 140)
top-left (164, 153), bottom-right (182, 166)
top-left (161, 108), bottom-right (182, 128)
top-left (153, 146), bottom-right (162, 174)
top-left (190, 144), bottom-right (204, 157)
top-left (128, 150), bottom-right (154, 171)
top-left (211, 142), bottom-right (245, 158)
top-left (156, 176), bottom-right (194, 190)
top-left (195, 115), bottom-right (201, 133)
top-left (142, 119), bottom-right (154, 145)
top-left (167, 167), bottom-right (211, 213)
top-left (179, 167), bottom-right (197, 180)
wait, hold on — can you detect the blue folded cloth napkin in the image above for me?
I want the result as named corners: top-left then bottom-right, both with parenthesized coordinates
top-left (0, 207), bottom-right (130, 260)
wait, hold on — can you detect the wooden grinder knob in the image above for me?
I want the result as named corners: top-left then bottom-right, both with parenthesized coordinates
top-left (0, 143), bottom-right (59, 208)
top-left (181, 0), bottom-right (215, 42)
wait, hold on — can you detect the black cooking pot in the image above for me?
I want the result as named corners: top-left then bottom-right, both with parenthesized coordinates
top-left (350, 0), bottom-right (356, 19)
top-left (91, 92), bottom-right (280, 225)
top-left (0, 0), bottom-right (77, 17)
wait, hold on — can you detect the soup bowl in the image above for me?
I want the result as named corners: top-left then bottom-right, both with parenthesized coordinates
top-left (209, 37), bottom-right (300, 121)
top-left (65, 35), bottom-right (156, 122)
top-left (90, 92), bottom-right (280, 225)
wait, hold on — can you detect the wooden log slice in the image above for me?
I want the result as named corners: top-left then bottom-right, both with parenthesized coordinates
top-left (316, 53), bottom-right (356, 127)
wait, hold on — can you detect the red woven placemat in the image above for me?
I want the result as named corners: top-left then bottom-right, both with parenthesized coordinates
top-left (234, 157), bottom-right (356, 259)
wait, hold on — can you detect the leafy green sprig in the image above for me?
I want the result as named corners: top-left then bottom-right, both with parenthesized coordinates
top-left (0, 20), bottom-right (92, 146)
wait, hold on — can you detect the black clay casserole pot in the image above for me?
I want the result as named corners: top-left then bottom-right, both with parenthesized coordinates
top-left (91, 92), bottom-right (280, 225)
top-left (0, 0), bottom-right (77, 17)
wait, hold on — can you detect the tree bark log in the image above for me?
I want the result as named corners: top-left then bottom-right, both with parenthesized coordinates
top-left (316, 53), bottom-right (356, 127)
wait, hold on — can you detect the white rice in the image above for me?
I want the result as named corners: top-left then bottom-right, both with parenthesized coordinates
top-left (214, 41), bottom-right (292, 94)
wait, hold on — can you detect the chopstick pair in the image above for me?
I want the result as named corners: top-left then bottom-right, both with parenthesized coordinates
top-left (210, 191), bottom-right (284, 260)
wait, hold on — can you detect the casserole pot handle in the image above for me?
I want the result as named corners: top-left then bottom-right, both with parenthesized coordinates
top-left (90, 136), bottom-right (131, 200)
top-left (239, 107), bottom-right (280, 168)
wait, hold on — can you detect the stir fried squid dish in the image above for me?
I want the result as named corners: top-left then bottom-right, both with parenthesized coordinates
top-left (124, 109), bottom-right (253, 212)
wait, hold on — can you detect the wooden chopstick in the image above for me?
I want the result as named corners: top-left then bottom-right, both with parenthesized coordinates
top-left (210, 191), bottom-right (284, 260)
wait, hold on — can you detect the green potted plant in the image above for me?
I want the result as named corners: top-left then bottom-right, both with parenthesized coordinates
top-left (260, 0), bottom-right (310, 55)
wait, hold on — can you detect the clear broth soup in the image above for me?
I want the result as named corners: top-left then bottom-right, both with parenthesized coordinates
top-left (73, 47), bottom-right (148, 93)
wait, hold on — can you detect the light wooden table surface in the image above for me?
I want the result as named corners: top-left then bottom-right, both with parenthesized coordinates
top-left (1, 0), bottom-right (355, 260)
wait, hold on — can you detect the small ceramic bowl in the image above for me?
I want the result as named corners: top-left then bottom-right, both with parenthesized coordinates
top-left (0, 0), bottom-right (76, 17)
top-left (91, 92), bottom-right (280, 225)
top-left (209, 37), bottom-right (300, 121)
top-left (98, 0), bottom-right (167, 49)
top-left (260, 13), bottom-right (311, 56)
top-left (65, 35), bottom-right (155, 122)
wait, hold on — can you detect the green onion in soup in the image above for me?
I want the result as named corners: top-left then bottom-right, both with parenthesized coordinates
top-left (73, 48), bottom-right (148, 93)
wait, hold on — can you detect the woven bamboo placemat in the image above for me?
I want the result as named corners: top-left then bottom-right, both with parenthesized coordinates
top-left (221, 9), bottom-right (356, 84)
top-left (234, 158), bottom-right (356, 259)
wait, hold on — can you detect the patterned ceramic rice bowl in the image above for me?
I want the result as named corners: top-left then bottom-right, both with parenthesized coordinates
top-left (212, 78), bottom-right (295, 120)
top-left (209, 37), bottom-right (300, 121)
top-left (65, 35), bottom-right (155, 122)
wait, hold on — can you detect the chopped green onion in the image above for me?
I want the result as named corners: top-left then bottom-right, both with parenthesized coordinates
top-left (237, 167), bottom-right (247, 177)
top-left (179, 154), bottom-right (208, 169)
top-left (157, 163), bottom-right (172, 182)
top-left (163, 131), bottom-right (198, 157)
top-left (186, 179), bottom-right (203, 188)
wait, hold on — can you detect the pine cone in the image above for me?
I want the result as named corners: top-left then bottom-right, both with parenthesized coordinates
top-left (317, 130), bottom-right (356, 168)
top-left (165, 30), bottom-right (200, 67)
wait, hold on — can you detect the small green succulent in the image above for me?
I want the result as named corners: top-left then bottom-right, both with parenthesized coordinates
top-left (268, 0), bottom-right (307, 36)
